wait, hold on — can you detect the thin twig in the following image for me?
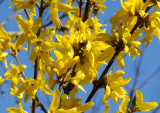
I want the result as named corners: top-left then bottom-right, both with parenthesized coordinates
top-left (36, 3), bottom-right (40, 9)
top-left (137, 66), bottom-right (160, 90)
top-left (11, 52), bottom-right (26, 80)
top-left (36, 96), bottom-right (48, 113)
top-left (128, 47), bottom-right (144, 108)
top-left (41, 14), bottom-right (67, 29)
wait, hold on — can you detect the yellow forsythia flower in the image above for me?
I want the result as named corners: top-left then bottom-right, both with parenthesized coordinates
top-left (14, 78), bottom-right (41, 102)
top-left (12, 15), bottom-right (41, 52)
top-left (133, 90), bottom-right (158, 112)
top-left (103, 69), bottom-right (130, 105)
top-left (49, 89), bottom-right (94, 113)
top-left (4, 61), bottom-right (26, 85)
top-left (29, 28), bottom-right (55, 62)
top-left (116, 90), bottom-right (158, 113)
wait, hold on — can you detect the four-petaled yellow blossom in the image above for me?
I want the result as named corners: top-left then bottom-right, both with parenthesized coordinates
top-left (11, 70), bottom-right (54, 102)
top-left (4, 61), bottom-right (26, 86)
top-left (103, 69), bottom-right (130, 105)
top-left (29, 28), bottom-right (55, 62)
top-left (12, 15), bottom-right (41, 52)
top-left (12, 77), bottom-right (41, 102)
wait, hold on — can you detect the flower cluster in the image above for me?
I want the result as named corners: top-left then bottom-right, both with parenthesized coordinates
top-left (0, 0), bottom-right (159, 113)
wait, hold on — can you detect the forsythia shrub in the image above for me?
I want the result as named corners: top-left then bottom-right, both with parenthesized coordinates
top-left (0, 0), bottom-right (159, 113)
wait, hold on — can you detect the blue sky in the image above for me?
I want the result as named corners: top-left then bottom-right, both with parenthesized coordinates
top-left (0, 0), bottom-right (160, 113)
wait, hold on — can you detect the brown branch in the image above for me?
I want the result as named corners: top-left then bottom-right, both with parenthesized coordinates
top-left (88, 2), bottom-right (95, 18)
top-left (43, 4), bottom-right (49, 10)
top-left (71, 64), bottom-right (77, 77)
top-left (85, 50), bottom-right (120, 102)
top-left (145, 6), bottom-right (152, 13)
top-left (130, 22), bottom-right (140, 34)
top-left (32, 0), bottom-right (44, 113)
top-left (83, 0), bottom-right (90, 22)
top-left (59, 68), bottom-right (71, 91)
top-left (79, 0), bottom-right (84, 17)
top-left (32, 57), bottom-right (39, 113)
top-left (24, 9), bottom-right (30, 20)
